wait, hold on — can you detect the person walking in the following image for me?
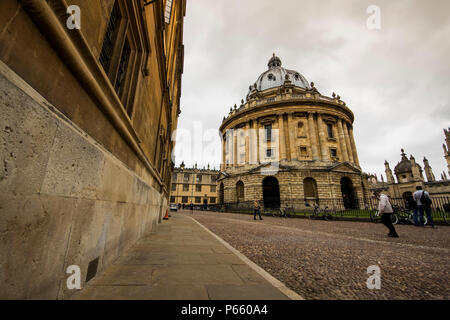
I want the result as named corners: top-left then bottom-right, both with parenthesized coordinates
top-left (413, 186), bottom-right (435, 228)
top-left (189, 202), bottom-right (194, 213)
top-left (253, 200), bottom-right (263, 220)
top-left (374, 191), bottom-right (399, 238)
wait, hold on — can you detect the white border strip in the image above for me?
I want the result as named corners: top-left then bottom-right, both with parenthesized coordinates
top-left (188, 216), bottom-right (305, 300)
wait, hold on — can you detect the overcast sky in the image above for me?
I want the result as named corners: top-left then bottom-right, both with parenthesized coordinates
top-left (174, 0), bottom-right (450, 181)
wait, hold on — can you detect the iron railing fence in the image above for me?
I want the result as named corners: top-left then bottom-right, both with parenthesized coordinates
top-left (213, 196), bottom-right (450, 221)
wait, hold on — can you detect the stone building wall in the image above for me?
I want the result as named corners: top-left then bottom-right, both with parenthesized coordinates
top-left (221, 167), bottom-right (365, 210)
top-left (0, 0), bottom-right (185, 299)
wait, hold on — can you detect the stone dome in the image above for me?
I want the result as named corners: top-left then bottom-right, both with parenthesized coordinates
top-left (247, 54), bottom-right (310, 97)
top-left (394, 149), bottom-right (421, 174)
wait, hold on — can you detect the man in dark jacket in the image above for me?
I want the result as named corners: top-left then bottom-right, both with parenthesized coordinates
top-left (413, 186), bottom-right (435, 228)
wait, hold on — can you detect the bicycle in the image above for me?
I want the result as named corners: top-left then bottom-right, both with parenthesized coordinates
top-left (278, 206), bottom-right (293, 218)
top-left (309, 204), bottom-right (331, 220)
top-left (390, 206), bottom-right (427, 226)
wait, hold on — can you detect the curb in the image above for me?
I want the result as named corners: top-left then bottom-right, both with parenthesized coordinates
top-left (188, 216), bottom-right (305, 301)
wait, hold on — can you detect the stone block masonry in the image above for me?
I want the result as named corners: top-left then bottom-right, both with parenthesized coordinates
top-left (0, 62), bottom-right (165, 299)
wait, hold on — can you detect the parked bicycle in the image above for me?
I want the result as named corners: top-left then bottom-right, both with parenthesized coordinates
top-left (309, 204), bottom-right (331, 220)
top-left (390, 205), bottom-right (427, 226)
top-left (269, 205), bottom-right (293, 218)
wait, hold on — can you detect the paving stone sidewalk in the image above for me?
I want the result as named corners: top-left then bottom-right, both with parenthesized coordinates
top-left (72, 212), bottom-right (291, 300)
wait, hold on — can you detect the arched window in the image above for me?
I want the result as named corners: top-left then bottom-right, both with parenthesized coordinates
top-left (303, 178), bottom-right (318, 199)
top-left (236, 181), bottom-right (244, 203)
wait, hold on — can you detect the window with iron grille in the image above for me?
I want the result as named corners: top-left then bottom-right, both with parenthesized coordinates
top-left (196, 185), bottom-right (202, 192)
top-left (195, 197), bottom-right (201, 203)
top-left (99, 2), bottom-right (120, 72)
top-left (115, 38), bottom-right (131, 98)
top-left (183, 184), bottom-right (189, 191)
top-left (210, 185), bottom-right (216, 192)
top-left (164, 0), bottom-right (173, 24)
top-left (182, 196), bottom-right (188, 203)
top-left (210, 197), bottom-right (216, 204)
top-left (171, 183), bottom-right (176, 191)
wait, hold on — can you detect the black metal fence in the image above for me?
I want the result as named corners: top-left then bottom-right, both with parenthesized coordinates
top-left (212, 196), bottom-right (450, 222)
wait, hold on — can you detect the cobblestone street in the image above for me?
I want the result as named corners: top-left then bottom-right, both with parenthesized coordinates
top-left (190, 210), bottom-right (450, 300)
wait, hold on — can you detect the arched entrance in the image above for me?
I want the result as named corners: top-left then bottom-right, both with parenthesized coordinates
top-left (340, 177), bottom-right (357, 209)
top-left (263, 176), bottom-right (280, 209)
top-left (219, 183), bottom-right (224, 205)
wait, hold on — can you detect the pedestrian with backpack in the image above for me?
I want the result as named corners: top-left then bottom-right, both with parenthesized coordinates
top-left (413, 186), bottom-right (435, 228)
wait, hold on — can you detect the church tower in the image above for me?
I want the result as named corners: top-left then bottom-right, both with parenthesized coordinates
top-left (384, 160), bottom-right (395, 184)
top-left (423, 157), bottom-right (436, 182)
top-left (444, 128), bottom-right (450, 177)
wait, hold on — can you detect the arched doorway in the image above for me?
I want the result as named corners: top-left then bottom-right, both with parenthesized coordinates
top-left (263, 176), bottom-right (280, 209)
top-left (340, 177), bottom-right (357, 209)
top-left (236, 181), bottom-right (244, 203)
top-left (219, 183), bottom-right (224, 205)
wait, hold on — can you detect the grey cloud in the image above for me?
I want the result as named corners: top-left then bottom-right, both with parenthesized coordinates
top-left (175, 0), bottom-right (450, 178)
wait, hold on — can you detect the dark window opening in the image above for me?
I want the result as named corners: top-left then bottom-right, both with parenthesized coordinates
top-left (115, 38), bottom-right (131, 99)
top-left (327, 123), bottom-right (334, 139)
top-left (330, 148), bottom-right (337, 158)
top-left (265, 124), bottom-right (272, 141)
top-left (99, 2), bottom-right (121, 72)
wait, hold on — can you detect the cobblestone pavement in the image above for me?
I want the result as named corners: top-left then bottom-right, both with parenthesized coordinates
top-left (189, 210), bottom-right (450, 300)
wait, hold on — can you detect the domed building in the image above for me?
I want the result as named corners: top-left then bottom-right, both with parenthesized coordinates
top-left (217, 55), bottom-right (368, 210)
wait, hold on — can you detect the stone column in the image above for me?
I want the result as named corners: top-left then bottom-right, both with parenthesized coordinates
top-left (256, 121), bottom-right (261, 164)
top-left (233, 129), bottom-right (238, 166)
top-left (249, 121), bottom-right (257, 165)
top-left (348, 126), bottom-right (360, 166)
top-left (245, 122), bottom-right (250, 164)
top-left (337, 119), bottom-right (349, 162)
top-left (288, 113), bottom-right (297, 160)
top-left (317, 113), bottom-right (329, 161)
top-left (278, 114), bottom-right (287, 160)
top-left (343, 122), bottom-right (354, 163)
top-left (221, 134), bottom-right (226, 171)
top-left (307, 112), bottom-right (320, 160)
